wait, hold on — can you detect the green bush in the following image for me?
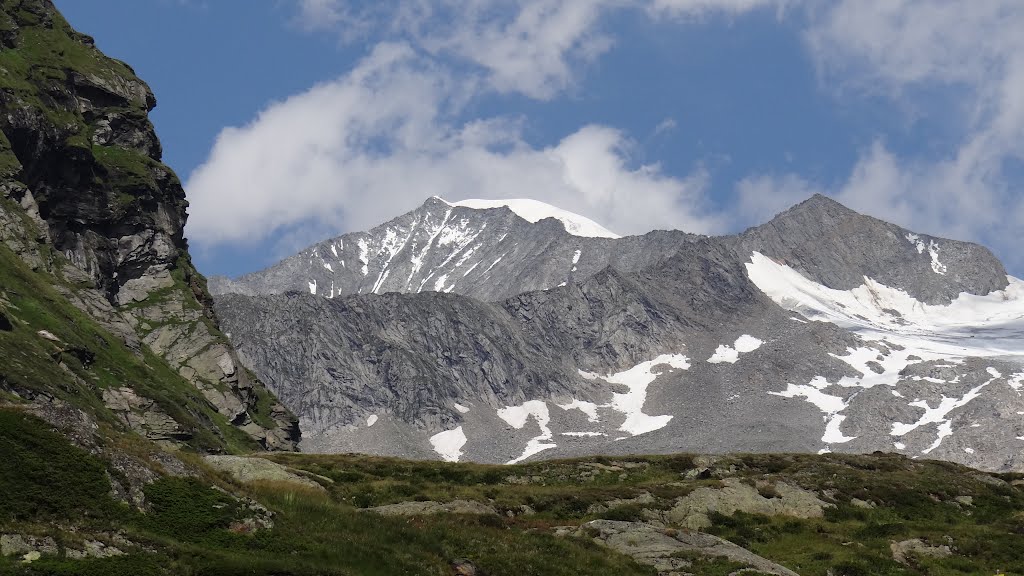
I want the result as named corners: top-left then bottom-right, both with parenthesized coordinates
top-left (140, 477), bottom-right (242, 543)
top-left (0, 410), bottom-right (115, 523)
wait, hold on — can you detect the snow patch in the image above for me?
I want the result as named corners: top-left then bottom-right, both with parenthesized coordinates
top-left (823, 415), bottom-right (857, 443)
top-left (769, 376), bottom-right (855, 445)
top-left (453, 403), bottom-right (470, 414)
top-left (308, 280), bottom-right (316, 295)
top-left (735, 335), bottom-right (763, 353)
top-left (497, 401), bottom-right (556, 464)
top-left (366, 415), bottom-right (378, 427)
top-left (557, 399), bottom-right (600, 422)
top-left (928, 241), bottom-right (947, 275)
top-left (433, 274), bottom-right (450, 292)
top-left (429, 427), bottom-right (468, 463)
top-left (745, 251), bottom-right (1024, 360)
top-left (707, 335), bottom-right (763, 364)
top-left (707, 345), bottom-right (739, 364)
top-left (600, 354), bottom-right (689, 435)
top-left (890, 370), bottom-right (1000, 454)
top-left (562, 431), bottom-right (606, 437)
top-left (572, 249), bottom-right (582, 264)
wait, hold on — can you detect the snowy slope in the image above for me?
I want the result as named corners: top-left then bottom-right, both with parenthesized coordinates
top-left (746, 251), bottom-right (1024, 360)
top-left (746, 251), bottom-right (1024, 458)
top-left (445, 198), bottom-right (621, 239)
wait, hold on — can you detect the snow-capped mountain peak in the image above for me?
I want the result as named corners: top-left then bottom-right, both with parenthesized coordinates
top-left (442, 197), bottom-right (621, 239)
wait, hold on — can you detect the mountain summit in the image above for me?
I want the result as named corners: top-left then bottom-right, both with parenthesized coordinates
top-left (213, 194), bottom-right (1024, 472)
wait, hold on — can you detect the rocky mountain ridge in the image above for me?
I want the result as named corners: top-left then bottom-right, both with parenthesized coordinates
top-left (215, 194), bottom-right (1024, 472)
top-left (210, 196), bottom-right (701, 302)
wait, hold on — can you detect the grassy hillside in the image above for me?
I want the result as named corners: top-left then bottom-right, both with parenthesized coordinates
top-left (2, 409), bottom-right (1022, 576)
top-left (0, 232), bottom-right (259, 453)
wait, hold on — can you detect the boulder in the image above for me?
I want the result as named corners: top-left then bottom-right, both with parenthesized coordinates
top-left (667, 478), bottom-right (831, 530)
top-left (575, 520), bottom-right (799, 576)
top-left (203, 455), bottom-right (326, 492)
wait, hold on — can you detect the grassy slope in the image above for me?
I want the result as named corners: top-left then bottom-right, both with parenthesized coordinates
top-left (267, 452), bottom-right (1024, 576)
top-left (3, 422), bottom-right (1022, 575)
top-left (0, 229), bottom-right (259, 453)
top-left (0, 409), bottom-right (654, 576)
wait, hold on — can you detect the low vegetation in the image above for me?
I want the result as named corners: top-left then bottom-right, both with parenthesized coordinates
top-left (2, 409), bottom-right (1022, 576)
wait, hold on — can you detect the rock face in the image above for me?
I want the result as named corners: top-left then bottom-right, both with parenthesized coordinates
top-left (0, 1), bottom-right (297, 450)
top-left (216, 194), bottom-right (1024, 471)
top-left (364, 500), bottom-right (498, 517)
top-left (733, 194), bottom-right (1008, 305)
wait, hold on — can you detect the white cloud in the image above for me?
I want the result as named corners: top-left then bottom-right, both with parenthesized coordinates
top-left (184, 44), bottom-right (721, 249)
top-left (193, 0), bottom-right (1024, 273)
top-left (293, 0), bottom-right (795, 100)
top-left (427, 0), bottom-right (618, 99)
top-left (649, 0), bottom-right (788, 18)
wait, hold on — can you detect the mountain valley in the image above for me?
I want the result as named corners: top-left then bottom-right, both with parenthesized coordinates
top-left (1, 2), bottom-right (1023, 575)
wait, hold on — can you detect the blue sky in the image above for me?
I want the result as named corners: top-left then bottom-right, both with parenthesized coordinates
top-left (54, 1), bottom-right (1024, 278)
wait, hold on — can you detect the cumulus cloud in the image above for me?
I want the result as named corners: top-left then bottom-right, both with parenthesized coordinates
top-left (185, 44), bottom-right (721, 250)
top-left (294, 0), bottom-right (794, 99)
top-left (193, 0), bottom-right (1024, 273)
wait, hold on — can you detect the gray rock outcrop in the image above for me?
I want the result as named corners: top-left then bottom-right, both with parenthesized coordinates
top-left (203, 455), bottom-right (326, 492)
top-left (573, 520), bottom-right (800, 576)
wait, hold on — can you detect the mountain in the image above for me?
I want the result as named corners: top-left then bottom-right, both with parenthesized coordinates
top-left (208, 196), bottom-right (698, 302)
top-left (214, 195), bottom-right (1024, 471)
top-left (0, 0), bottom-right (298, 456)
top-left (4, 4), bottom-right (1023, 575)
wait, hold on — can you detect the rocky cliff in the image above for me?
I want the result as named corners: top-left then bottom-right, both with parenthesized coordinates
top-left (0, 0), bottom-right (297, 451)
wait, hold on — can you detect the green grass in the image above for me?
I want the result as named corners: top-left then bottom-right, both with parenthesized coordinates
top-left (0, 412), bottom-right (656, 575)
top-left (0, 409), bottom-right (125, 525)
top-left (265, 452), bottom-right (1024, 576)
top-left (2, 412), bottom-right (1023, 575)
top-left (0, 239), bottom-right (257, 453)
